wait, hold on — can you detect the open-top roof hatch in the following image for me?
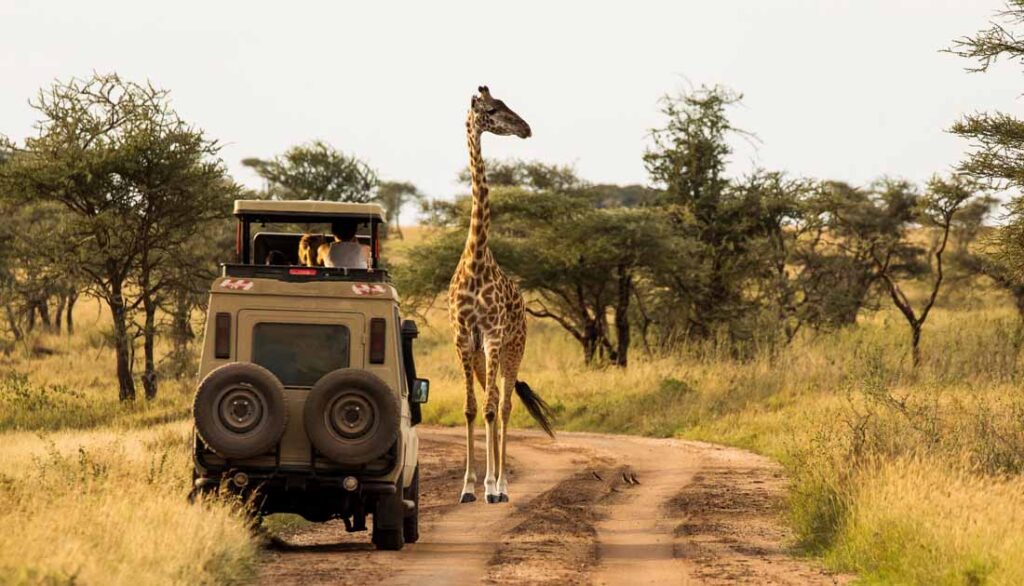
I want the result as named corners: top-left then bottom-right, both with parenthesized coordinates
top-left (230, 199), bottom-right (388, 275)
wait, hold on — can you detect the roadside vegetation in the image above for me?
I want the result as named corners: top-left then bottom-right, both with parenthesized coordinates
top-left (0, 303), bottom-right (253, 585)
top-left (405, 272), bottom-right (1024, 584)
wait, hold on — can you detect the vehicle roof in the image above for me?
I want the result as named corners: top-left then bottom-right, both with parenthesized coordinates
top-left (234, 199), bottom-right (386, 222)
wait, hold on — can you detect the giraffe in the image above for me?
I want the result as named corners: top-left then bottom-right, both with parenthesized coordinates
top-left (449, 86), bottom-right (555, 504)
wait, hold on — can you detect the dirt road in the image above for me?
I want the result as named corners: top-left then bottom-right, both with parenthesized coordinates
top-left (259, 427), bottom-right (848, 585)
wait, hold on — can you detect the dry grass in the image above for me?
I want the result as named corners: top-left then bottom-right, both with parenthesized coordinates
top-left (0, 302), bottom-right (257, 586)
top-left (830, 458), bottom-right (1024, 585)
top-left (0, 423), bottom-right (257, 586)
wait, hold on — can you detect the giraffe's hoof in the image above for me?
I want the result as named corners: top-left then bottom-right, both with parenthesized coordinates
top-left (485, 494), bottom-right (500, 504)
top-left (498, 493), bottom-right (509, 503)
top-left (460, 493), bottom-right (477, 504)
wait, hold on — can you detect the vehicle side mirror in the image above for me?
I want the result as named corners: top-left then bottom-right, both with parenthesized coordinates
top-left (410, 378), bottom-right (429, 404)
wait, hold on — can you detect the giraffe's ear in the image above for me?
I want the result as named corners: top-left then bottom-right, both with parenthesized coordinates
top-left (478, 85), bottom-right (486, 93)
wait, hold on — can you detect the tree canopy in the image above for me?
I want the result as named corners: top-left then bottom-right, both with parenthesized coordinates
top-left (243, 140), bottom-right (378, 202)
top-left (0, 73), bottom-right (237, 400)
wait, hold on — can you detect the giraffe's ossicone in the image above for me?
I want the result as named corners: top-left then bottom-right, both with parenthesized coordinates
top-left (448, 86), bottom-right (555, 505)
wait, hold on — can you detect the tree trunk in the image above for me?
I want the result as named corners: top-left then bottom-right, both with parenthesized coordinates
top-left (613, 266), bottom-right (631, 368)
top-left (393, 214), bottom-right (404, 240)
top-left (582, 337), bottom-right (597, 365)
top-left (26, 304), bottom-right (36, 333)
top-left (53, 295), bottom-right (66, 335)
top-left (582, 320), bottom-right (600, 365)
top-left (108, 288), bottom-right (136, 401)
top-left (66, 291), bottom-right (77, 335)
top-left (169, 292), bottom-right (195, 378)
top-left (37, 300), bottom-right (51, 331)
top-left (911, 324), bottom-right (922, 369)
top-left (142, 296), bottom-right (158, 400)
top-left (5, 305), bottom-right (22, 341)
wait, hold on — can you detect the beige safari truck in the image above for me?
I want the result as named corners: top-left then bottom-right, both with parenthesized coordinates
top-left (190, 199), bottom-right (428, 551)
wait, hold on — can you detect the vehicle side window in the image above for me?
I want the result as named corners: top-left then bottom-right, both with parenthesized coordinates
top-left (252, 323), bottom-right (349, 387)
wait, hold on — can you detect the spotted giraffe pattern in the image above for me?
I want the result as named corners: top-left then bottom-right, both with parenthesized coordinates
top-left (448, 86), bottom-right (532, 504)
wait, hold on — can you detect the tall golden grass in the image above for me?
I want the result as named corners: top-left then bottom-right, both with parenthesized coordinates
top-left (0, 302), bottom-right (256, 586)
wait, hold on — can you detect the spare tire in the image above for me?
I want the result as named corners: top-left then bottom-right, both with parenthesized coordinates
top-left (304, 369), bottom-right (399, 466)
top-left (194, 363), bottom-right (288, 459)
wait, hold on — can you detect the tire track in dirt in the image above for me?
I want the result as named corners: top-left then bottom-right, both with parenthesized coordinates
top-left (258, 427), bottom-right (849, 585)
top-left (572, 433), bottom-right (704, 585)
top-left (667, 442), bottom-right (851, 585)
top-left (381, 432), bottom-right (580, 585)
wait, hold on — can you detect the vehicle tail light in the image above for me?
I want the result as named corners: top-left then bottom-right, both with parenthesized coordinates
top-left (215, 312), bottom-right (231, 359)
top-left (289, 268), bottom-right (318, 276)
top-left (369, 318), bottom-right (386, 364)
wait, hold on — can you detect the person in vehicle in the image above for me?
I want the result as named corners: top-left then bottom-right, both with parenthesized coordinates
top-left (265, 250), bottom-right (289, 265)
top-left (323, 220), bottom-right (368, 269)
top-left (299, 233), bottom-right (334, 266)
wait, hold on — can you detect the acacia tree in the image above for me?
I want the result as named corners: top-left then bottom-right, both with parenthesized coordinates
top-left (869, 176), bottom-right (976, 367)
top-left (950, 3), bottom-right (1024, 291)
top-left (159, 216), bottom-right (235, 379)
top-left (734, 170), bottom-right (819, 343)
top-left (796, 181), bottom-right (920, 329)
top-left (375, 181), bottom-right (422, 238)
top-left (1, 74), bottom-right (236, 401)
top-left (643, 86), bottom-right (769, 341)
top-left (243, 140), bottom-right (378, 202)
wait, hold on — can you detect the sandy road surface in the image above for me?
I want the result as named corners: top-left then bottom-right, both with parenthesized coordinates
top-left (259, 427), bottom-right (849, 585)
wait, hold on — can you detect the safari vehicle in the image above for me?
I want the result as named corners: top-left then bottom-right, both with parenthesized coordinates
top-left (190, 199), bottom-right (428, 551)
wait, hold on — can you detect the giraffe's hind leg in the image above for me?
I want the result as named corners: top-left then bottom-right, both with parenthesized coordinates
top-left (496, 336), bottom-right (525, 503)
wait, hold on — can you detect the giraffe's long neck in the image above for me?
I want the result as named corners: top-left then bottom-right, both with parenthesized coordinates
top-left (464, 111), bottom-right (489, 268)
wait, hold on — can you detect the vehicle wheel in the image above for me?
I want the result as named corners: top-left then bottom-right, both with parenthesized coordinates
top-left (304, 369), bottom-right (400, 465)
top-left (372, 491), bottom-right (405, 551)
top-left (194, 363), bottom-right (288, 459)
top-left (372, 527), bottom-right (404, 551)
top-left (403, 465), bottom-right (420, 544)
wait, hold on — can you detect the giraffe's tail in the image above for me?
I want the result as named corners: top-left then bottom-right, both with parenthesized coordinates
top-left (514, 380), bottom-right (556, 438)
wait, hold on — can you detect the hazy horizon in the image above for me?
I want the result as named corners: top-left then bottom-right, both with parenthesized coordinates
top-left (2, 0), bottom-right (1020, 209)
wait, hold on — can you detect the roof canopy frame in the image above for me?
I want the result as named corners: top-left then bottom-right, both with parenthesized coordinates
top-left (233, 199), bottom-right (387, 223)
top-left (233, 200), bottom-right (385, 268)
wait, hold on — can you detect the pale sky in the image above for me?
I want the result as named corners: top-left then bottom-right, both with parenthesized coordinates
top-left (1, 1), bottom-right (1020, 206)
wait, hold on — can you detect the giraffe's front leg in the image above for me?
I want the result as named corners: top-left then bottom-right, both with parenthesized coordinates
top-left (456, 343), bottom-right (478, 504)
top-left (482, 340), bottom-right (502, 504)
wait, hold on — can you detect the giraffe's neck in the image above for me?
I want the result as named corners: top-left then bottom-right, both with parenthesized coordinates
top-left (463, 112), bottom-right (489, 269)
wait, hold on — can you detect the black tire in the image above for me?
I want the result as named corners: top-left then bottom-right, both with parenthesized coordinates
top-left (403, 465), bottom-right (420, 544)
top-left (303, 369), bottom-right (400, 466)
top-left (373, 491), bottom-right (406, 551)
top-left (194, 363), bottom-right (287, 459)
top-left (372, 526), bottom-right (404, 551)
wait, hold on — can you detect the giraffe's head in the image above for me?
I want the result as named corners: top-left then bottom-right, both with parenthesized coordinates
top-left (470, 86), bottom-right (531, 139)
